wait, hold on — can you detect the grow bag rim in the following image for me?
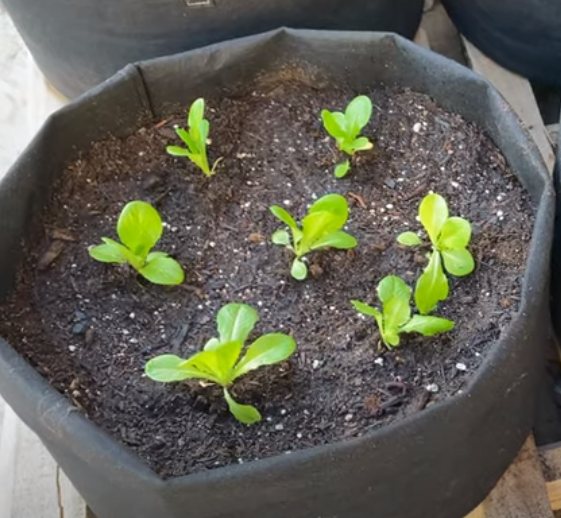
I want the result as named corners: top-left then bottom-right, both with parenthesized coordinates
top-left (0, 28), bottom-right (554, 487)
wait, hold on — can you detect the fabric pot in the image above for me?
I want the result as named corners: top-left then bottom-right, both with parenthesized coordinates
top-left (2, 0), bottom-right (424, 99)
top-left (0, 29), bottom-right (554, 518)
top-left (550, 116), bottom-right (561, 340)
top-left (442, 0), bottom-right (561, 86)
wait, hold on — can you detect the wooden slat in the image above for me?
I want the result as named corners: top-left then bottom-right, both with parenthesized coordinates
top-left (462, 38), bottom-right (555, 173)
top-left (540, 442), bottom-right (561, 512)
top-left (0, 397), bottom-right (87, 518)
top-left (463, 437), bottom-right (555, 518)
top-left (0, 9), bottom-right (84, 516)
top-left (414, 27), bottom-right (431, 50)
top-left (414, 1), bottom-right (433, 49)
top-left (59, 469), bottom-right (88, 518)
top-left (0, 404), bottom-right (18, 518)
top-left (465, 506), bottom-right (485, 518)
top-left (481, 436), bottom-right (554, 518)
top-left (423, 0), bottom-right (437, 11)
top-left (0, 394), bottom-right (4, 434)
top-left (421, 2), bottom-right (466, 64)
top-left (11, 423), bottom-right (60, 518)
top-left (546, 479), bottom-right (561, 512)
top-left (540, 441), bottom-right (561, 482)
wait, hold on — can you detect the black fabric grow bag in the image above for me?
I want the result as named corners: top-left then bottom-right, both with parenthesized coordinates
top-left (0, 29), bottom-right (554, 518)
top-left (2, 0), bottom-right (424, 99)
top-left (442, 0), bottom-right (561, 86)
top-left (550, 117), bottom-right (561, 341)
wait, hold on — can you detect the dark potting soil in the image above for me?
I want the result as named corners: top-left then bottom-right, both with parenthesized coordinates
top-left (0, 82), bottom-right (534, 478)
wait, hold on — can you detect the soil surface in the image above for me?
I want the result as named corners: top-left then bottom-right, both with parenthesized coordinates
top-left (0, 82), bottom-right (534, 478)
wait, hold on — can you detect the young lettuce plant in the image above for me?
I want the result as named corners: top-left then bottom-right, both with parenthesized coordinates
top-left (351, 275), bottom-right (454, 349)
top-left (89, 200), bottom-right (184, 286)
top-left (397, 193), bottom-right (474, 314)
top-left (270, 193), bottom-right (357, 280)
top-left (166, 98), bottom-right (222, 177)
top-left (145, 303), bottom-right (296, 424)
top-left (321, 95), bottom-right (373, 178)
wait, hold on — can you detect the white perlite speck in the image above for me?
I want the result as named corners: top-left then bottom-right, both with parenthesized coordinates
top-left (456, 363), bottom-right (467, 371)
top-left (374, 357), bottom-right (384, 366)
top-left (426, 383), bottom-right (439, 393)
top-left (312, 359), bottom-right (322, 370)
top-left (413, 122), bottom-right (422, 133)
top-left (275, 424), bottom-right (284, 431)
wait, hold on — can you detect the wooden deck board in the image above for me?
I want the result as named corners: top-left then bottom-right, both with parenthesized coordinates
top-left (59, 470), bottom-right (88, 518)
top-left (0, 398), bottom-right (87, 518)
top-left (0, 404), bottom-right (18, 518)
top-left (11, 423), bottom-right (60, 518)
top-left (539, 442), bottom-right (561, 512)
top-left (0, 9), bottom-right (80, 518)
top-left (421, 1), bottom-right (466, 64)
top-left (482, 437), bottom-right (554, 518)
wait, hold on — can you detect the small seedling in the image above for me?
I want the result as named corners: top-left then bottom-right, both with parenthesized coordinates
top-left (397, 193), bottom-right (474, 314)
top-left (351, 275), bottom-right (454, 349)
top-left (89, 200), bottom-right (184, 286)
top-left (166, 98), bottom-right (222, 177)
top-left (270, 193), bottom-right (357, 280)
top-left (321, 95), bottom-right (373, 178)
top-left (145, 303), bottom-right (296, 424)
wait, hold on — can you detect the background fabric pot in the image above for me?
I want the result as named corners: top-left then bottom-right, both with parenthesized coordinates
top-left (0, 29), bottom-right (554, 518)
top-left (2, 0), bottom-right (424, 99)
top-left (442, 0), bottom-right (561, 86)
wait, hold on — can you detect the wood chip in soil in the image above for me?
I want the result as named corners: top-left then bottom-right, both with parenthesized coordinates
top-left (0, 82), bottom-right (534, 478)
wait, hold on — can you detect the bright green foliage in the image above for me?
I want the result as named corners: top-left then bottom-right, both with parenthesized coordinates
top-left (89, 201), bottom-right (184, 286)
top-left (270, 194), bottom-right (357, 280)
top-left (321, 95), bottom-right (373, 178)
top-left (334, 160), bottom-right (351, 179)
top-left (166, 98), bottom-right (222, 177)
top-left (351, 275), bottom-right (454, 349)
top-left (397, 193), bottom-right (474, 314)
top-left (415, 251), bottom-right (449, 315)
top-left (145, 303), bottom-right (296, 424)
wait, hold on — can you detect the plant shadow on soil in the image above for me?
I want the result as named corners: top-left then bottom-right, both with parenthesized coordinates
top-left (0, 80), bottom-right (534, 477)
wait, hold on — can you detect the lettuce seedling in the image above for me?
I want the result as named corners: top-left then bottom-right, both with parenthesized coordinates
top-left (270, 193), bottom-right (357, 280)
top-left (166, 98), bottom-right (222, 177)
top-left (321, 95), bottom-right (373, 178)
top-left (145, 303), bottom-right (296, 424)
top-left (397, 193), bottom-right (474, 314)
top-left (89, 200), bottom-right (184, 286)
top-left (351, 275), bottom-right (454, 349)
